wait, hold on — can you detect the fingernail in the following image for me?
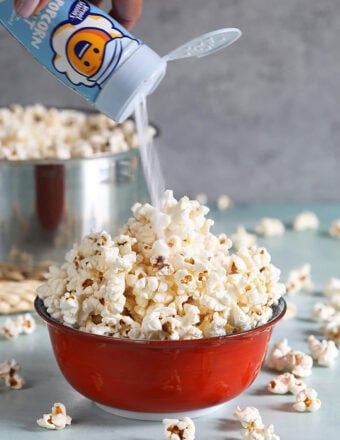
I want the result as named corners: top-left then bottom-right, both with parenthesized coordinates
top-left (15, 0), bottom-right (40, 18)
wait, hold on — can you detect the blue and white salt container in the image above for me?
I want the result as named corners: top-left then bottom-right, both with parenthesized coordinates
top-left (0, 0), bottom-right (167, 122)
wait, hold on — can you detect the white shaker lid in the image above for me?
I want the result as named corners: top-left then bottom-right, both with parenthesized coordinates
top-left (164, 28), bottom-right (241, 61)
top-left (95, 45), bottom-right (167, 123)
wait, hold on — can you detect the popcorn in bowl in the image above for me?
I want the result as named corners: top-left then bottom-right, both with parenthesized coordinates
top-left (37, 191), bottom-right (286, 340)
top-left (0, 104), bottom-right (155, 160)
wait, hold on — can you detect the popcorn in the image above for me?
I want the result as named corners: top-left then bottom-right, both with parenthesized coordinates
top-left (231, 226), bottom-right (257, 250)
top-left (233, 406), bottom-right (280, 440)
top-left (323, 278), bottom-right (340, 310)
top-left (311, 302), bottom-right (336, 322)
top-left (38, 191), bottom-right (285, 340)
top-left (0, 313), bottom-right (36, 339)
top-left (292, 211), bottom-right (319, 231)
top-left (308, 335), bottom-right (339, 367)
top-left (329, 219), bottom-right (340, 238)
top-left (216, 194), bottom-right (232, 210)
top-left (284, 263), bottom-right (313, 294)
top-left (193, 193), bottom-right (208, 205)
top-left (254, 218), bottom-right (285, 237)
top-left (266, 338), bottom-right (291, 369)
top-left (267, 339), bottom-right (313, 377)
top-left (293, 388), bottom-right (321, 412)
top-left (233, 406), bottom-right (263, 430)
top-left (323, 277), bottom-right (340, 297)
top-left (37, 403), bottom-right (72, 430)
top-left (0, 104), bottom-right (154, 160)
top-left (163, 417), bottom-right (195, 440)
top-left (0, 359), bottom-right (25, 389)
top-left (283, 301), bottom-right (297, 320)
top-left (268, 372), bottom-right (306, 395)
top-left (319, 315), bottom-right (340, 346)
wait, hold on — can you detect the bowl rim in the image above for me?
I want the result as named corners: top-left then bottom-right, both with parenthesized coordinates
top-left (35, 296), bottom-right (286, 347)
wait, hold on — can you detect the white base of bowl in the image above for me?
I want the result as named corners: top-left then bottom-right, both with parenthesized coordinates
top-left (95, 402), bottom-right (226, 421)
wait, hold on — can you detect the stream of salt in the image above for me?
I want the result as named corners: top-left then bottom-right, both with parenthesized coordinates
top-left (134, 96), bottom-right (165, 211)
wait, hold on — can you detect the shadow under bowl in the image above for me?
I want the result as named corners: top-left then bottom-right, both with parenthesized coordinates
top-left (35, 297), bottom-right (286, 419)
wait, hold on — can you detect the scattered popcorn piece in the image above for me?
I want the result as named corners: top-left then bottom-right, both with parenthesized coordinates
top-left (231, 226), bottom-right (257, 250)
top-left (293, 388), bottom-right (321, 412)
top-left (163, 417), bottom-right (195, 440)
top-left (292, 211), bottom-right (319, 231)
top-left (323, 277), bottom-right (340, 297)
top-left (233, 406), bottom-right (263, 430)
top-left (268, 372), bottom-right (306, 395)
top-left (37, 403), bottom-right (72, 430)
top-left (267, 339), bottom-right (313, 377)
top-left (216, 194), bottom-right (232, 211)
top-left (193, 193), bottom-right (208, 205)
top-left (254, 218), bottom-right (285, 237)
top-left (311, 303), bottom-right (336, 322)
top-left (329, 294), bottom-right (340, 310)
top-left (38, 191), bottom-right (286, 340)
top-left (319, 315), bottom-right (340, 346)
top-left (266, 338), bottom-right (291, 369)
top-left (0, 318), bottom-right (21, 339)
top-left (0, 359), bottom-right (25, 389)
top-left (0, 313), bottom-right (36, 339)
top-left (283, 302), bottom-right (297, 320)
top-left (323, 278), bottom-right (340, 310)
top-left (308, 335), bottom-right (339, 367)
top-left (284, 263), bottom-right (313, 295)
top-left (233, 406), bottom-right (280, 440)
top-left (329, 219), bottom-right (340, 238)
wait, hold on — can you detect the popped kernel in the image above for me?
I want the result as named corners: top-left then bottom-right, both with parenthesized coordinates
top-left (267, 372), bottom-right (306, 395)
top-left (266, 338), bottom-right (291, 369)
top-left (284, 263), bottom-right (313, 295)
top-left (0, 359), bottom-right (25, 389)
top-left (293, 388), bottom-right (321, 412)
top-left (0, 313), bottom-right (36, 339)
top-left (267, 339), bottom-right (313, 377)
top-left (37, 403), bottom-right (72, 430)
top-left (163, 417), bottom-right (195, 440)
top-left (311, 302), bottom-right (336, 322)
top-left (254, 218), bottom-right (285, 237)
top-left (323, 278), bottom-right (340, 310)
top-left (329, 219), bottom-right (340, 238)
top-left (308, 335), bottom-right (339, 367)
top-left (231, 226), bottom-right (257, 250)
top-left (233, 406), bottom-right (280, 440)
top-left (0, 104), bottom-right (155, 160)
top-left (320, 315), bottom-right (340, 346)
top-left (292, 211), bottom-right (319, 231)
top-left (283, 301), bottom-right (297, 320)
top-left (216, 194), bottom-right (232, 211)
top-left (193, 193), bottom-right (208, 205)
top-left (38, 191), bottom-right (285, 340)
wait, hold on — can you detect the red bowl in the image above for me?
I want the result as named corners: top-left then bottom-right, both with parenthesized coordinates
top-left (35, 297), bottom-right (286, 418)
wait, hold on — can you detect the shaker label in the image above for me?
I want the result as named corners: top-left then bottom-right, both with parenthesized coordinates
top-left (0, 0), bottom-right (141, 102)
top-left (51, 8), bottom-right (139, 89)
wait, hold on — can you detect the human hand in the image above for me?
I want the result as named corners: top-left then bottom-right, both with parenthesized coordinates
top-left (14, 0), bottom-right (143, 30)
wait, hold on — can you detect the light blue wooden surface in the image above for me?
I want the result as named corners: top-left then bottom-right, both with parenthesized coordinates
top-left (1, 203), bottom-right (339, 439)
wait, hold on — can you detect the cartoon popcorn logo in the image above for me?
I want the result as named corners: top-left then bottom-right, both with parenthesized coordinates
top-left (51, 9), bottom-right (139, 88)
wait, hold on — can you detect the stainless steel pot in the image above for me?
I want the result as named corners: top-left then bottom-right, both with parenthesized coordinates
top-left (0, 150), bottom-right (149, 265)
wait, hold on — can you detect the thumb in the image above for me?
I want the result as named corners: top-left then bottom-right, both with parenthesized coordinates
top-left (14, 0), bottom-right (49, 18)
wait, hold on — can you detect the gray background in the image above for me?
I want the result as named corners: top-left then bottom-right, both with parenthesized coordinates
top-left (1, 0), bottom-right (340, 202)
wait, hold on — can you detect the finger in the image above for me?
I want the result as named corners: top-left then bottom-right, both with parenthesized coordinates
top-left (110, 0), bottom-right (143, 30)
top-left (33, 0), bottom-right (51, 14)
top-left (14, 0), bottom-right (40, 17)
